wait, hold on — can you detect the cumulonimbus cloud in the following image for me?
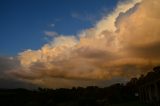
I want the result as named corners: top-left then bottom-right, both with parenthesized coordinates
top-left (4, 0), bottom-right (160, 88)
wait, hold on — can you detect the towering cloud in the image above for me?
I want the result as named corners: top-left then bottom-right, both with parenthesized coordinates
top-left (4, 0), bottom-right (160, 88)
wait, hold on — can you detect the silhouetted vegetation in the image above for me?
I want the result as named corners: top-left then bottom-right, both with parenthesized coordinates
top-left (1, 66), bottom-right (159, 106)
top-left (0, 85), bottom-right (137, 106)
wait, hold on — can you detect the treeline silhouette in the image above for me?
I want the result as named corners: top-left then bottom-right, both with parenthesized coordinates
top-left (0, 85), bottom-right (136, 106)
top-left (1, 66), bottom-right (159, 106)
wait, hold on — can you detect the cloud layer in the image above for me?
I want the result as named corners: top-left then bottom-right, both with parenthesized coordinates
top-left (2, 0), bottom-right (160, 88)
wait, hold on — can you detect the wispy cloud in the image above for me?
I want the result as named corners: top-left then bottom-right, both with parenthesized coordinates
top-left (71, 12), bottom-right (98, 23)
top-left (44, 31), bottom-right (58, 37)
top-left (50, 24), bottom-right (55, 27)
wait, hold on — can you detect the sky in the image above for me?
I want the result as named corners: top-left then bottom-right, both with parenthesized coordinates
top-left (0, 0), bottom-right (117, 55)
top-left (0, 0), bottom-right (160, 89)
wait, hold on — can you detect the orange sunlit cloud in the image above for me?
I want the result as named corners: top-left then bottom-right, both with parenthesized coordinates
top-left (4, 0), bottom-right (160, 88)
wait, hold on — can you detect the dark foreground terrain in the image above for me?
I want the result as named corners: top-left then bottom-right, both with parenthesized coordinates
top-left (1, 66), bottom-right (160, 106)
top-left (0, 86), bottom-right (143, 106)
top-left (0, 83), bottom-right (152, 106)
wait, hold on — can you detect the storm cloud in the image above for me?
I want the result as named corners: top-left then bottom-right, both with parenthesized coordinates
top-left (1, 0), bottom-right (160, 88)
